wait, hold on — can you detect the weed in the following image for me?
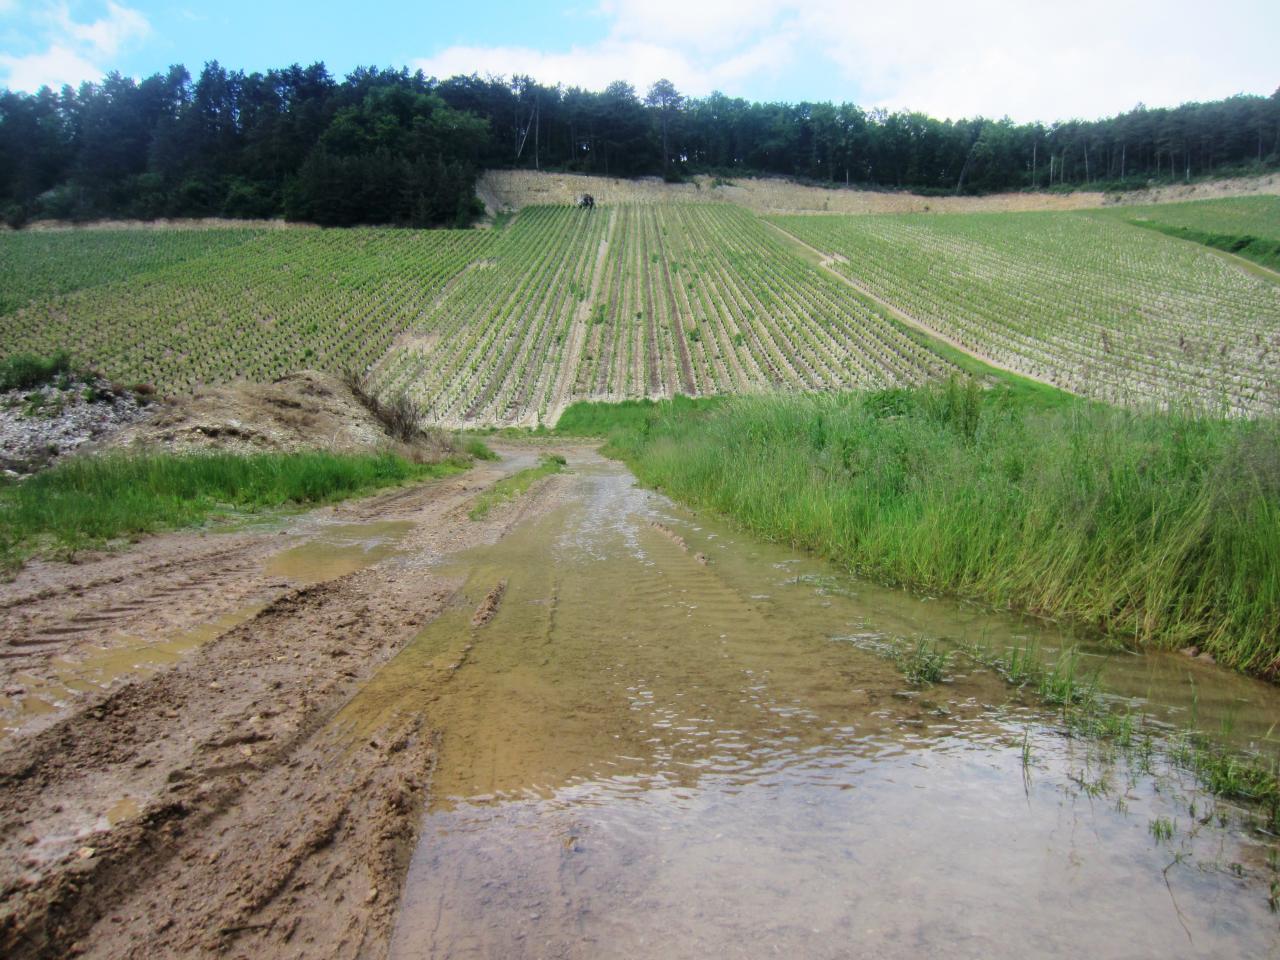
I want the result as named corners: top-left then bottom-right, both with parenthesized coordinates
top-left (468, 454), bottom-right (566, 521)
top-left (895, 638), bottom-right (950, 685)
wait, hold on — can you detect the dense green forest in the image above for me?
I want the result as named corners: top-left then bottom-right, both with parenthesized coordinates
top-left (1, 62), bottom-right (1276, 227)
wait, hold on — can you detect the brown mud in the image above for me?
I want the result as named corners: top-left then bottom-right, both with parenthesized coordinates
top-left (0, 443), bottom-right (571, 959)
top-left (3, 445), bottom-right (1280, 958)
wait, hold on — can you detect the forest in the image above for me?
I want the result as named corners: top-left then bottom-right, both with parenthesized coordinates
top-left (1, 61), bottom-right (1277, 227)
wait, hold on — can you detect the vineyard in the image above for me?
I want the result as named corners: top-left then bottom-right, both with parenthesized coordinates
top-left (0, 227), bottom-right (494, 394)
top-left (1114, 195), bottom-right (1280, 242)
top-left (0, 208), bottom-right (951, 426)
top-left (772, 210), bottom-right (1280, 413)
top-left (0, 228), bottom-right (262, 316)
top-left (373, 204), bottom-right (950, 425)
top-left (3, 196), bottom-right (1280, 423)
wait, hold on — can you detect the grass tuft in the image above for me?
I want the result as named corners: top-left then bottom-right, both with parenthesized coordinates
top-left (468, 453), bottom-right (566, 520)
top-left (895, 638), bottom-right (950, 685)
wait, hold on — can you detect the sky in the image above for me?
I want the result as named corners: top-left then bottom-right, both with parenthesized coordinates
top-left (0, 0), bottom-right (1276, 123)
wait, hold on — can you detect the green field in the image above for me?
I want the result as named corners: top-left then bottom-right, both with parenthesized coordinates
top-left (773, 209), bottom-right (1280, 413)
top-left (1108, 196), bottom-right (1280, 274)
top-left (1117, 195), bottom-right (1280, 242)
top-left (2, 196), bottom-right (1279, 423)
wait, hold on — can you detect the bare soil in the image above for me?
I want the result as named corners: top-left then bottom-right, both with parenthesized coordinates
top-left (104, 370), bottom-right (436, 460)
top-left (480, 169), bottom-right (1280, 218)
top-left (0, 444), bottom-right (578, 959)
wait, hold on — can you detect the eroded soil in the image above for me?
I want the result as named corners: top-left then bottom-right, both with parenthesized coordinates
top-left (0, 443), bottom-right (573, 959)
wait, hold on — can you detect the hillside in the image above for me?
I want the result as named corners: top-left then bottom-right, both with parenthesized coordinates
top-left (3, 187), bottom-right (1280, 424)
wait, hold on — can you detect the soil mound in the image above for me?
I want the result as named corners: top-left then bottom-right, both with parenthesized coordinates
top-left (106, 370), bottom-right (425, 457)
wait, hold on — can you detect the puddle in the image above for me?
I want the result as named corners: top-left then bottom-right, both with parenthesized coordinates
top-left (329, 458), bottom-right (1280, 958)
top-left (0, 605), bottom-right (263, 740)
top-left (264, 520), bottom-right (414, 583)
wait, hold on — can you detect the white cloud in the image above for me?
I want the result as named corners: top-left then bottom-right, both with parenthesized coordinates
top-left (57, 1), bottom-right (150, 59)
top-left (0, 42), bottom-right (101, 90)
top-left (801, 0), bottom-right (1278, 122)
top-left (417, 0), bottom-right (1279, 122)
top-left (1, 2), bottom-right (151, 92)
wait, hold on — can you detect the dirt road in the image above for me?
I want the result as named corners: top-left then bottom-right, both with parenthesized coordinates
top-left (0, 445), bottom-right (570, 959)
top-left (5, 443), bottom-right (1280, 959)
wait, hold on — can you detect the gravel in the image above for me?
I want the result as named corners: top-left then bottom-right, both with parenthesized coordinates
top-left (0, 378), bottom-right (150, 474)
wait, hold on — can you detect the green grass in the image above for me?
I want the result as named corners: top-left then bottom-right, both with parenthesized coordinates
top-left (468, 453), bottom-right (566, 520)
top-left (462, 437), bottom-right (500, 460)
top-left (553, 395), bottom-right (724, 436)
top-left (0, 451), bottom-right (466, 571)
top-left (604, 381), bottom-right (1280, 676)
top-left (1112, 197), bottom-right (1280, 274)
top-left (0, 350), bottom-right (74, 391)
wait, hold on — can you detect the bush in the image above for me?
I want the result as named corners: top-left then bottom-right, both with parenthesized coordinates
top-left (0, 351), bottom-right (73, 391)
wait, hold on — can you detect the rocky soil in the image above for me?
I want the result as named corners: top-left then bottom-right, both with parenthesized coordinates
top-left (0, 378), bottom-right (150, 474)
top-left (1, 369), bottom-right (443, 476)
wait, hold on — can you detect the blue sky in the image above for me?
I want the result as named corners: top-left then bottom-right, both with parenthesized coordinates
top-left (1, 1), bottom-right (1277, 123)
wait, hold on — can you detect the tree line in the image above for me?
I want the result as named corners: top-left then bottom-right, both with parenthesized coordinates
top-left (1, 62), bottom-right (1276, 227)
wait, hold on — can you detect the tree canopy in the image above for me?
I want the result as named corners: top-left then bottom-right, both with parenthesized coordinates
top-left (1, 62), bottom-right (1276, 227)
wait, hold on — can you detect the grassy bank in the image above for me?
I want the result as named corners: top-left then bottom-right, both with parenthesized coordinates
top-left (1127, 220), bottom-right (1280, 274)
top-left (469, 453), bottom-right (565, 520)
top-left (553, 395), bottom-right (725, 436)
top-left (603, 383), bottom-right (1280, 676)
top-left (0, 450), bottom-right (467, 570)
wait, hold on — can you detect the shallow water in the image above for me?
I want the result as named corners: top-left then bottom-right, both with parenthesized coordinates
top-left (263, 519), bottom-right (414, 583)
top-left (326, 454), bottom-right (1280, 958)
top-left (0, 518), bottom-right (415, 741)
top-left (0, 605), bottom-right (263, 740)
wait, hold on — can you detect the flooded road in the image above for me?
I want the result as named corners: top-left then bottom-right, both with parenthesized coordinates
top-left (330, 452), bottom-right (1280, 959)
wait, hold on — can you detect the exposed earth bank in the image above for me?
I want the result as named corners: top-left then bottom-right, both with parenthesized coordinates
top-left (0, 443), bottom-right (579, 959)
top-left (2, 369), bottom-right (443, 475)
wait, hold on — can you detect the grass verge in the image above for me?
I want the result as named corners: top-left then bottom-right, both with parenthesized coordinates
top-left (553, 395), bottom-right (724, 436)
top-left (1126, 220), bottom-right (1280, 276)
top-left (468, 453), bottom-right (566, 520)
top-left (0, 450), bottom-right (467, 572)
top-left (603, 381), bottom-right (1280, 676)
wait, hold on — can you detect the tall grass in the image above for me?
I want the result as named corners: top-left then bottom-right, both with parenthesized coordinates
top-left (554, 395), bottom-right (723, 436)
top-left (605, 382), bottom-right (1280, 676)
top-left (0, 451), bottom-right (463, 569)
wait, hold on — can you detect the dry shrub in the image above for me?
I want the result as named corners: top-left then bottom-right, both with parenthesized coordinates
top-left (344, 368), bottom-right (461, 458)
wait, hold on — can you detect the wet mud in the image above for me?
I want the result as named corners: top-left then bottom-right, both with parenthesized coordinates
top-left (2, 445), bottom-right (1279, 958)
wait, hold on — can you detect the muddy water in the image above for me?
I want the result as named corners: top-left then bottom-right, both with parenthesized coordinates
top-left (338, 456), bottom-right (1280, 958)
top-left (0, 605), bottom-right (264, 740)
top-left (0, 519), bottom-right (415, 742)
top-left (264, 519), bottom-right (414, 583)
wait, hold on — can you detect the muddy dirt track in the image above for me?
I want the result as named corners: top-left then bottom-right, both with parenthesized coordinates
top-left (0, 444), bottom-right (570, 959)
top-left (5, 443), bottom-right (1280, 959)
